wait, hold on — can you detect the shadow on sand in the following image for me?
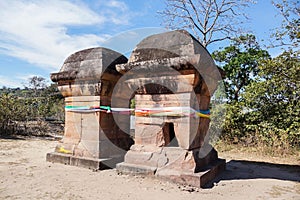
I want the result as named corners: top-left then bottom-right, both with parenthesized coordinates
top-left (204, 159), bottom-right (300, 188)
top-left (0, 134), bottom-right (26, 140)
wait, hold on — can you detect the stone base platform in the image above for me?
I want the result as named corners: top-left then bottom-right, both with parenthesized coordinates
top-left (46, 152), bottom-right (123, 170)
top-left (116, 163), bottom-right (157, 175)
top-left (157, 158), bottom-right (225, 188)
top-left (116, 146), bottom-right (226, 188)
top-left (117, 159), bottom-right (225, 188)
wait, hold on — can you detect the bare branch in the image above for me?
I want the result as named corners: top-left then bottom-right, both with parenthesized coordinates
top-left (159, 0), bottom-right (254, 48)
top-left (182, 1), bottom-right (205, 35)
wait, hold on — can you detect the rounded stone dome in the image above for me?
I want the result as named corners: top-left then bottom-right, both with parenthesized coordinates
top-left (128, 30), bottom-right (211, 63)
top-left (51, 47), bottom-right (128, 82)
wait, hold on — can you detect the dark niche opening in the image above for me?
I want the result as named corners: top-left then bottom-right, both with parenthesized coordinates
top-left (162, 122), bottom-right (179, 147)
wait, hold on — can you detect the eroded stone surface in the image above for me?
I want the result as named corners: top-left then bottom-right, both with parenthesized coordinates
top-left (116, 30), bottom-right (225, 188)
top-left (47, 30), bottom-right (225, 187)
top-left (47, 48), bottom-right (133, 169)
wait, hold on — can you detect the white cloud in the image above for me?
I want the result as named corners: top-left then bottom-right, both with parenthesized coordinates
top-left (0, 74), bottom-right (51, 88)
top-left (106, 0), bottom-right (128, 11)
top-left (100, 0), bottom-right (135, 25)
top-left (0, 75), bottom-right (23, 88)
top-left (0, 0), bottom-right (133, 72)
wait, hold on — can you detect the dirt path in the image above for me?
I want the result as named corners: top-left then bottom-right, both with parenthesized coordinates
top-left (0, 138), bottom-right (299, 200)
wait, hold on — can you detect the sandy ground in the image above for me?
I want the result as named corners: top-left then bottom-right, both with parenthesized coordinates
top-left (0, 138), bottom-right (299, 200)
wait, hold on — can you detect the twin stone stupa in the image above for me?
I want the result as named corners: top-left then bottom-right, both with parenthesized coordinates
top-left (46, 30), bottom-right (225, 188)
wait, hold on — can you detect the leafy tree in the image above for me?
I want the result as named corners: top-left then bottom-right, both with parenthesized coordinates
top-left (28, 76), bottom-right (46, 90)
top-left (242, 50), bottom-right (300, 148)
top-left (39, 83), bottom-right (64, 120)
top-left (0, 78), bottom-right (64, 136)
top-left (0, 93), bottom-right (28, 134)
top-left (159, 0), bottom-right (255, 47)
top-left (212, 35), bottom-right (270, 102)
top-left (27, 76), bottom-right (47, 96)
top-left (0, 94), bottom-right (13, 132)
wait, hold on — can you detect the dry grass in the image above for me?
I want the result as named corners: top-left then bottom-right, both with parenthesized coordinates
top-left (215, 141), bottom-right (300, 165)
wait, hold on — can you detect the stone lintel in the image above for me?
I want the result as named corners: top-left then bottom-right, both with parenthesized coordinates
top-left (65, 96), bottom-right (100, 102)
top-left (51, 70), bottom-right (78, 82)
top-left (116, 55), bottom-right (200, 74)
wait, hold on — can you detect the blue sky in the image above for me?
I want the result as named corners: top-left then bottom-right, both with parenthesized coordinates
top-left (0, 0), bottom-right (284, 88)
